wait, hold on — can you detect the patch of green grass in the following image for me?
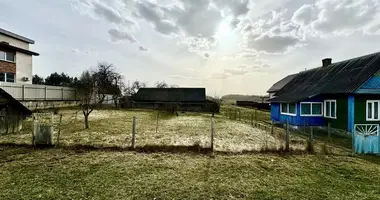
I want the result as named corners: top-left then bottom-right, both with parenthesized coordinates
top-left (1, 147), bottom-right (380, 199)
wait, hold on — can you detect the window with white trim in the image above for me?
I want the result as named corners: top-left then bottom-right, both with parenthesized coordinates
top-left (324, 100), bottom-right (336, 119)
top-left (0, 51), bottom-right (15, 62)
top-left (300, 102), bottom-right (323, 116)
top-left (367, 100), bottom-right (380, 121)
top-left (0, 72), bottom-right (15, 83)
top-left (280, 103), bottom-right (296, 116)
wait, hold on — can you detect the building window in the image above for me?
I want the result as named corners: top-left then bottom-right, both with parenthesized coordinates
top-left (367, 100), bottom-right (380, 121)
top-left (300, 102), bottom-right (323, 116)
top-left (280, 103), bottom-right (297, 116)
top-left (0, 72), bottom-right (15, 83)
top-left (324, 100), bottom-right (337, 119)
top-left (0, 51), bottom-right (15, 62)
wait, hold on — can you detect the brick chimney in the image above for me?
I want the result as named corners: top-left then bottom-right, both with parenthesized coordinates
top-left (322, 58), bottom-right (332, 67)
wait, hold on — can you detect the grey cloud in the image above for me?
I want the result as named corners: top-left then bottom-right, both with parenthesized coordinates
top-left (175, 0), bottom-right (222, 39)
top-left (292, 0), bottom-right (380, 36)
top-left (204, 53), bottom-right (210, 58)
top-left (72, 48), bottom-right (80, 53)
top-left (224, 69), bottom-right (248, 75)
top-left (134, 1), bottom-right (179, 35)
top-left (291, 4), bottom-right (317, 26)
top-left (210, 72), bottom-right (230, 79)
top-left (213, 0), bottom-right (250, 17)
top-left (247, 34), bottom-right (302, 54)
top-left (154, 20), bottom-right (179, 35)
top-left (139, 46), bottom-right (148, 51)
top-left (239, 8), bottom-right (304, 54)
top-left (108, 29), bottom-right (137, 43)
top-left (92, 1), bottom-right (135, 26)
top-left (169, 75), bottom-right (201, 80)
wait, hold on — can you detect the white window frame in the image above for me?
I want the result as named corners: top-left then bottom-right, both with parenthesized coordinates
top-left (324, 100), bottom-right (337, 119)
top-left (0, 51), bottom-right (15, 63)
top-left (0, 72), bottom-right (15, 83)
top-left (300, 102), bottom-right (323, 117)
top-left (366, 100), bottom-right (380, 121)
top-left (280, 103), bottom-right (297, 116)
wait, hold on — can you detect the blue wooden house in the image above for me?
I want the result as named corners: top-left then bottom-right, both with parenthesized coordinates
top-left (268, 52), bottom-right (380, 154)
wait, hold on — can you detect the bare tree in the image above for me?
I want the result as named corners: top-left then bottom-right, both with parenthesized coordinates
top-left (76, 71), bottom-right (96, 129)
top-left (111, 74), bottom-right (124, 107)
top-left (124, 80), bottom-right (147, 96)
top-left (209, 96), bottom-right (224, 117)
top-left (93, 62), bottom-right (122, 104)
top-left (155, 81), bottom-right (168, 88)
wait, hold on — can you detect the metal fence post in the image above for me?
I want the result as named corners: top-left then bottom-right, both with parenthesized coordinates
top-left (211, 116), bottom-right (214, 152)
top-left (22, 85), bottom-right (25, 100)
top-left (286, 119), bottom-right (290, 151)
top-left (155, 112), bottom-right (159, 133)
top-left (271, 121), bottom-right (274, 135)
top-left (57, 114), bottom-right (62, 146)
top-left (131, 116), bottom-right (136, 149)
top-left (328, 122), bottom-right (331, 140)
top-left (61, 88), bottom-right (64, 100)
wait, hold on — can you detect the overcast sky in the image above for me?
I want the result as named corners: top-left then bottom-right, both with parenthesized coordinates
top-left (1, 0), bottom-right (380, 95)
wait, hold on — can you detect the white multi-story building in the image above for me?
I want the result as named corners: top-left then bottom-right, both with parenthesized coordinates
top-left (0, 28), bottom-right (39, 84)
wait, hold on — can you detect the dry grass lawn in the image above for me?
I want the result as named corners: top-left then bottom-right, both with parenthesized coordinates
top-left (0, 108), bottom-right (306, 152)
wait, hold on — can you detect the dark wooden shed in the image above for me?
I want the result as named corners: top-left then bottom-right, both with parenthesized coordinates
top-left (126, 88), bottom-right (218, 112)
top-left (0, 88), bottom-right (32, 134)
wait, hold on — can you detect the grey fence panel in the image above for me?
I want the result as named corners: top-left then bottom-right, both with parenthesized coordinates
top-left (0, 82), bottom-right (76, 101)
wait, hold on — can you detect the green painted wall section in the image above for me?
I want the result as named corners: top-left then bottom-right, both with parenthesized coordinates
top-left (355, 95), bottom-right (380, 124)
top-left (323, 95), bottom-right (348, 130)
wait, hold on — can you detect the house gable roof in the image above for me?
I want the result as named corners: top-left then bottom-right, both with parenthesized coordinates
top-left (0, 88), bottom-right (32, 116)
top-left (132, 88), bottom-right (206, 102)
top-left (0, 42), bottom-right (39, 56)
top-left (267, 74), bottom-right (297, 93)
top-left (0, 28), bottom-right (35, 44)
top-left (270, 51), bottom-right (380, 102)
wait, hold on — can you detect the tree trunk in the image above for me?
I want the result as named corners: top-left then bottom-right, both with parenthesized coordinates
top-left (84, 114), bottom-right (89, 129)
top-left (113, 98), bottom-right (118, 107)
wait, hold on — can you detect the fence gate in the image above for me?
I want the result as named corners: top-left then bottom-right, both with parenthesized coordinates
top-left (354, 124), bottom-right (379, 154)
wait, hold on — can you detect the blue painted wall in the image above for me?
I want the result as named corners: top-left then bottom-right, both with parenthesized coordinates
top-left (270, 96), bottom-right (325, 126)
top-left (356, 74), bottom-right (380, 94)
top-left (270, 103), bottom-right (281, 123)
top-left (347, 95), bottom-right (355, 133)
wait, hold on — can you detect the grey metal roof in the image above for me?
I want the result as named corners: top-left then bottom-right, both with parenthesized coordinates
top-left (0, 42), bottom-right (39, 56)
top-left (0, 88), bottom-right (32, 116)
top-left (0, 28), bottom-right (35, 44)
top-left (267, 73), bottom-right (297, 93)
top-left (133, 88), bottom-right (206, 102)
top-left (270, 51), bottom-right (380, 103)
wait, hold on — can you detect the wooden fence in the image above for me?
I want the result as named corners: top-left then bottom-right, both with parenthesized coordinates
top-left (0, 82), bottom-right (76, 101)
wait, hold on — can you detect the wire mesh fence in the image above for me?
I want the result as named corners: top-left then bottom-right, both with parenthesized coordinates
top-left (0, 107), bottom-right (353, 154)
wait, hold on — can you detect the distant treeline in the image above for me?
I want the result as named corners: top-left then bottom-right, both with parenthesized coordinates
top-left (223, 94), bottom-right (269, 103)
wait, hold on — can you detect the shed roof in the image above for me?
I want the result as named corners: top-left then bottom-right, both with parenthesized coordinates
top-left (133, 88), bottom-right (206, 102)
top-left (267, 74), bottom-right (297, 93)
top-left (270, 51), bottom-right (380, 102)
top-left (0, 88), bottom-right (32, 116)
top-left (0, 28), bottom-right (35, 44)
